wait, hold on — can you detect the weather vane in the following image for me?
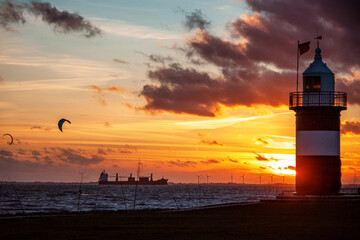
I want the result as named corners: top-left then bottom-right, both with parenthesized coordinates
top-left (315, 28), bottom-right (322, 48)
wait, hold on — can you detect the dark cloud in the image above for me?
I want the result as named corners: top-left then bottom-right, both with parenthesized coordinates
top-left (168, 159), bottom-right (198, 167)
top-left (43, 147), bottom-right (50, 154)
top-left (181, 9), bottom-right (211, 31)
top-left (0, 1), bottom-right (101, 38)
top-left (149, 54), bottom-right (174, 64)
top-left (201, 159), bottom-right (220, 164)
top-left (140, 58), bottom-right (293, 117)
top-left (113, 58), bottom-right (129, 64)
top-left (254, 153), bottom-right (268, 161)
top-left (57, 148), bottom-right (105, 165)
top-left (43, 155), bottom-right (54, 164)
top-left (0, 149), bottom-right (13, 156)
top-left (17, 149), bottom-right (26, 155)
top-left (119, 150), bottom-right (132, 154)
top-left (28, 1), bottom-right (101, 38)
top-left (31, 150), bottom-right (41, 156)
top-left (0, 0), bottom-right (25, 28)
top-left (98, 148), bottom-right (107, 155)
top-left (31, 150), bottom-right (41, 160)
top-left (254, 153), bottom-right (278, 162)
top-left (136, 51), bottom-right (174, 65)
top-left (0, 155), bottom-right (44, 169)
top-left (285, 165), bottom-right (296, 171)
top-left (120, 144), bottom-right (137, 153)
top-left (139, 1), bottom-right (360, 117)
top-left (255, 137), bottom-right (268, 145)
top-left (227, 157), bottom-right (238, 163)
top-left (336, 76), bottom-right (360, 105)
top-left (200, 139), bottom-right (223, 146)
top-left (341, 120), bottom-right (360, 135)
top-left (31, 125), bottom-right (52, 131)
top-left (244, 0), bottom-right (360, 71)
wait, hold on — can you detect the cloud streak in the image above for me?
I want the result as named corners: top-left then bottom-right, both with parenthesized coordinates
top-left (89, 84), bottom-right (127, 105)
top-left (168, 159), bottom-right (198, 167)
top-left (200, 139), bottom-right (223, 146)
top-left (255, 137), bottom-right (268, 145)
top-left (94, 18), bottom-right (181, 40)
top-left (254, 153), bottom-right (268, 161)
top-left (113, 58), bottom-right (129, 64)
top-left (201, 159), bottom-right (220, 165)
top-left (31, 125), bottom-right (52, 131)
top-left (89, 85), bottom-right (127, 93)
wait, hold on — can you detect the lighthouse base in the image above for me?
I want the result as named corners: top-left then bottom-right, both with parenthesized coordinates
top-left (296, 156), bottom-right (341, 195)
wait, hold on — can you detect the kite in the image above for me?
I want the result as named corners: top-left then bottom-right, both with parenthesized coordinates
top-left (3, 133), bottom-right (13, 145)
top-left (58, 118), bottom-right (71, 132)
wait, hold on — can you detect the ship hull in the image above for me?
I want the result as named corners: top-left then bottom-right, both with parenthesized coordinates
top-left (99, 180), bottom-right (168, 185)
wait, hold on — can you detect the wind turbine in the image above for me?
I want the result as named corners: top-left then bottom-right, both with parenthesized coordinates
top-left (242, 172), bottom-right (245, 184)
top-left (259, 174), bottom-right (262, 185)
top-left (353, 169), bottom-right (357, 186)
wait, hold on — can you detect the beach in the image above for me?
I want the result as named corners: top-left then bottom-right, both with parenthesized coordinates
top-left (1, 201), bottom-right (359, 240)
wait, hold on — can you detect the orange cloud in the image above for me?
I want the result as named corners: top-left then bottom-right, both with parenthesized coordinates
top-left (341, 120), bottom-right (360, 135)
top-left (254, 136), bottom-right (269, 145)
top-left (200, 140), bottom-right (223, 146)
top-left (92, 95), bottom-right (107, 106)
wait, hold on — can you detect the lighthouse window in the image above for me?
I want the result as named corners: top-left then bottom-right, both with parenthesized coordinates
top-left (303, 76), bottom-right (321, 92)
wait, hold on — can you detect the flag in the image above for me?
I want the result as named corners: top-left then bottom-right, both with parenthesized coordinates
top-left (298, 41), bottom-right (310, 55)
top-left (315, 35), bottom-right (322, 40)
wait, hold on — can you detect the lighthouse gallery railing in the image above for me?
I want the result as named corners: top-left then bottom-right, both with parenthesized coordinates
top-left (289, 91), bottom-right (347, 109)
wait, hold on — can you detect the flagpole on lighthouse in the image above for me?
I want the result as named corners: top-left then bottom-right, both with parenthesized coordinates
top-left (297, 40), bottom-right (299, 92)
top-left (297, 41), bottom-right (311, 92)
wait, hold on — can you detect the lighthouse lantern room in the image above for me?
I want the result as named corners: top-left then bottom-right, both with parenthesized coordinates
top-left (289, 44), bottom-right (347, 195)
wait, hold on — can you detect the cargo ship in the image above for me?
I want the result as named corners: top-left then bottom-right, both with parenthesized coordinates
top-left (98, 170), bottom-right (168, 185)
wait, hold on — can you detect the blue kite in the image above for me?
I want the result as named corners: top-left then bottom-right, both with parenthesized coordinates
top-left (58, 118), bottom-right (71, 132)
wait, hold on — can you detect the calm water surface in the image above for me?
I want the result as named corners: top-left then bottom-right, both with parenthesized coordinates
top-left (0, 183), bottom-right (295, 215)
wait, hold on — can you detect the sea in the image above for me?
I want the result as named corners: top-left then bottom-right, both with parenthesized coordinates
top-left (0, 183), bottom-right (295, 215)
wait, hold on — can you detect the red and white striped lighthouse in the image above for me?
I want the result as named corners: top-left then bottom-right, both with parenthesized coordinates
top-left (290, 45), bottom-right (347, 195)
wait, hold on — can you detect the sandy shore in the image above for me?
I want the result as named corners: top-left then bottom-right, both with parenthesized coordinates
top-left (1, 201), bottom-right (359, 240)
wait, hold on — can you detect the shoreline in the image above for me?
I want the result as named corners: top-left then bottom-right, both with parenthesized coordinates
top-left (1, 201), bottom-right (359, 239)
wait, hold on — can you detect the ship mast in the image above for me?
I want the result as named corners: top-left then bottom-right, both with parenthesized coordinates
top-left (136, 158), bottom-right (141, 181)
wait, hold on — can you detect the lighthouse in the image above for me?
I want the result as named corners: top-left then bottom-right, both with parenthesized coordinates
top-left (289, 43), bottom-right (347, 195)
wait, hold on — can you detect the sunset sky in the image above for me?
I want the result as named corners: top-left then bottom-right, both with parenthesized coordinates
top-left (0, 0), bottom-right (359, 184)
